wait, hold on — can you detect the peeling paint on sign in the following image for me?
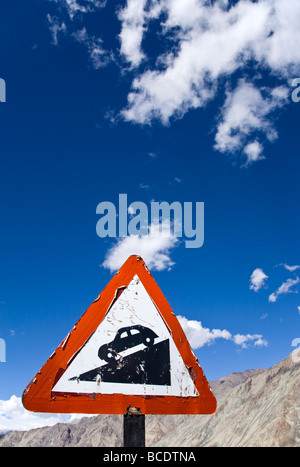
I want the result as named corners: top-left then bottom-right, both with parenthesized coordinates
top-left (52, 276), bottom-right (199, 398)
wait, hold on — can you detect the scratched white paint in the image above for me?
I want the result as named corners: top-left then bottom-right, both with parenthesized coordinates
top-left (52, 275), bottom-right (199, 397)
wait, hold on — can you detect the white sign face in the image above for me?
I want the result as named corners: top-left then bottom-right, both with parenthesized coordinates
top-left (52, 275), bottom-right (199, 397)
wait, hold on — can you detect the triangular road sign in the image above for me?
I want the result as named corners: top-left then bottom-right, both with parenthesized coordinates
top-left (22, 256), bottom-right (217, 415)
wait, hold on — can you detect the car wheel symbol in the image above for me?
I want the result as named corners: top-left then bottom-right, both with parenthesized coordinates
top-left (143, 335), bottom-right (154, 346)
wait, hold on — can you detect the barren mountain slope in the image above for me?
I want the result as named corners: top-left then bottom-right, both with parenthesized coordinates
top-left (154, 352), bottom-right (300, 447)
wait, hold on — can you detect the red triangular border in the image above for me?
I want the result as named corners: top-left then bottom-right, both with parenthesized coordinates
top-left (22, 255), bottom-right (217, 415)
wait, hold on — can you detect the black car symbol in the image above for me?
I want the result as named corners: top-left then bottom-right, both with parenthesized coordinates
top-left (98, 325), bottom-right (158, 362)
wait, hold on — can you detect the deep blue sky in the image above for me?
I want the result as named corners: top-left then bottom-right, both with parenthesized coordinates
top-left (0, 0), bottom-right (299, 403)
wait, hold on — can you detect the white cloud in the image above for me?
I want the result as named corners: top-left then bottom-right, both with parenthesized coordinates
top-left (47, 14), bottom-right (67, 46)
top-left (281, 263), bottom-right (300, 272)
top-left (48, 2), bottom-right (111, 68)
top-left (214, 80), bottom-right (289, 160)
top-left (177, 316), bottom-right (232, 349)
top-left (254, 337), bottom-right (269, 347)
top-left (118, 0), bottom-right (298, 162)
top-left (58, 0), bottom-right (107, 20)
top-left (268, 292), bottom-right (277, 303)
top-left (232, 333), bottom-right (268, 349)
top-left (102, 220), bottom-right (179, 273)
top-left (251, 0), bottom-right (300, 73)
top-left (72, 27), bottom-right (112, 69)
top-left (0, 395), bottom-right (89, 433)
top-left (243, 141), bottom-right (264, 167)
top-left (260, 313), bottom-right (268, 320)
top-left (268, 276), bottom-right (300, 303)
top-left (118, 0), bottom-right (148, 67)
top-left (250, 268), bottom-right (268, 292)
top-left (178, 315), bottom-right (268, 350)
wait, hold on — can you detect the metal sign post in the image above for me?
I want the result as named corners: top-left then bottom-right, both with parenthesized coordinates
top-left (123, 407), bottom-right (145, 447)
